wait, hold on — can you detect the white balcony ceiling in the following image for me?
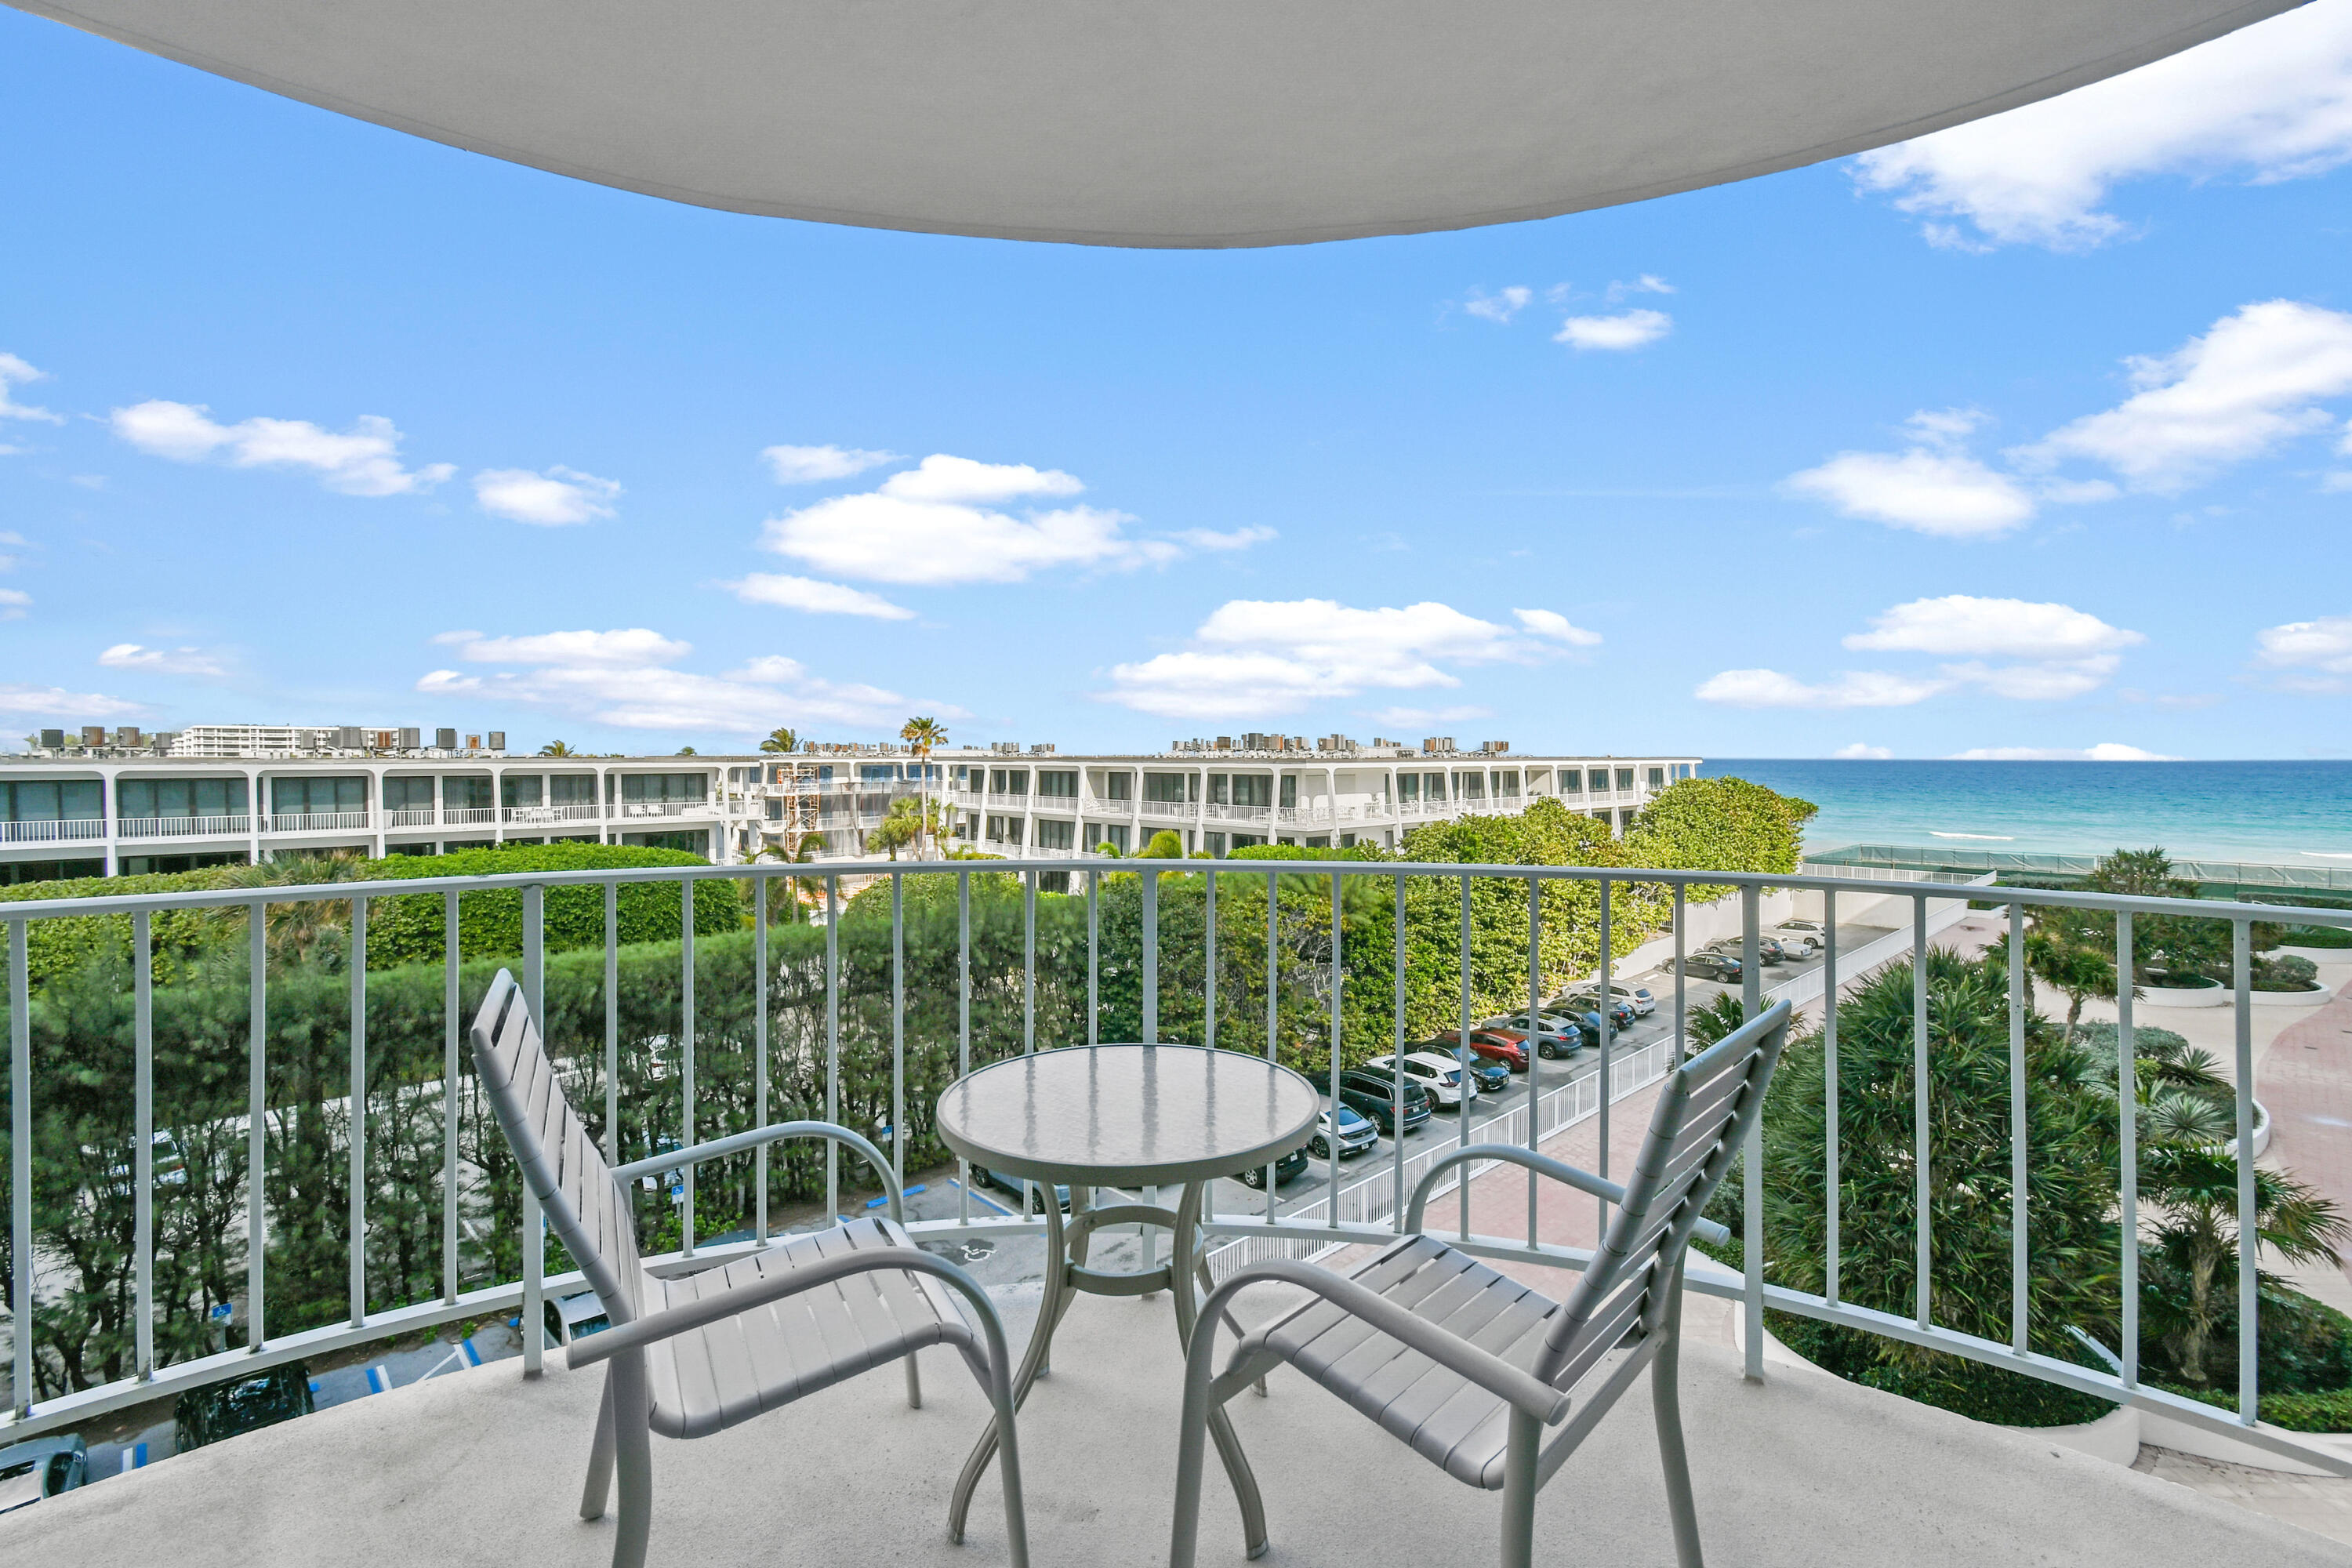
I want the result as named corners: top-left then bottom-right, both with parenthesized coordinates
top-left (7, 0), bottom-right (2305, 248)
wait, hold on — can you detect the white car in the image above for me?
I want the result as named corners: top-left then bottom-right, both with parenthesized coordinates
top-left (1768, 924), bottom-right (1824, 956)
top-left (1365, 1051), bottom-right (1475, 1107)
top-left (1560, 982), bottom-right (1656, 1017)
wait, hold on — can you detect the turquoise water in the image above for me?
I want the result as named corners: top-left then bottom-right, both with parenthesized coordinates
top-left (1697, 760), bottom-right (2352, 865)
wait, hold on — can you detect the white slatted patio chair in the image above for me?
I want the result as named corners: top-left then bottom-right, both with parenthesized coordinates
top-left (1171, 999), bottom-right (1792, 1568)
top-left (468, 969), bottom-right (1030, 1568)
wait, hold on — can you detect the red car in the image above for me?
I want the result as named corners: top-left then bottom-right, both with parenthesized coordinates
top-left (1428, 1027), bottom-right (1528, 1073)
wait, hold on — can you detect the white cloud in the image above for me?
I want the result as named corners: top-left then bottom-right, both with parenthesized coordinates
top-left (762, 444), bottom-right (902, 483)
top-left (0, 683), bottom-right (142, 718)
top-left (1853, 2), bottom-right (2352, 250)
top-left (0, 589), bottom-right (28, 621)
top-left (98, 643), bottom-right (229, 677)
top-left (1950, 743), bottom-right (2180, 761)
top-left (760, 453), bottom-right (1179, 585)
top-left (0, 353), bottom-right (62, 424)
top-left (1102, 598), bottom-right (1572, 720)
top-left (1512, 608), bottom-right (1603, 647)
top-left (1693, 668), bottom-right (1952, 709)
top-left (111, 401), bottom-right (454, 496)
top-left (1606, 275), bottom-right (1676, 302)
top-left (1786, 410), bottom-right (2038, 536)
top-left (1171, 526), bottom-right (1276, 552)
top-left (721, 573), bottom-right (916, 620)
top-left (2253, 614), bottom-right (2352, 691)
top-left (1555, 309), bottom-right (1672, 352)
top-left (1464, 286), bottom-right (1533, 324)
top-left (419, 628), bottom-right (909, 733)
top-left (1832, 742), bottom-right (1894, 760)
top-left (1940, 657), bottom-right (2122, 701)
top-left (2019, 300), bottom-right (2352, 492)
top-left (1843, 595), bottom-right (2143, 659)
top-left (473, 466), bottom-right (620, 525)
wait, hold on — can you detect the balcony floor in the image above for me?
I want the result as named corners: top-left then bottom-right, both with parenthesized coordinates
top-left (9, 1275), bottom-right (2350, 1568)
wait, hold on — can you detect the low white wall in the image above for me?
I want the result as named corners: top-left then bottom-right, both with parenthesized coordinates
top-left (1602, 886), bottom-right (1792, 983)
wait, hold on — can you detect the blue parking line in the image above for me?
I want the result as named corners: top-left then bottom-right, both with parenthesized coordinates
top-left (461, 1337), bottom-right (484, 1367)
top-left (365, 1364), bottom-right (390, 1394)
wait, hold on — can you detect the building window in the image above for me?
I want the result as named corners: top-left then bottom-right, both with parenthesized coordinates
top-left (1229, 833), bottom-right (1265, 851)
top-left (1647, 766), bottom-right (1667, 789)
top-left (1105, 772), bottom-right (1133, 801)
top-left (1142, 772), bottom-right (1189, 804)
top-left (443, 775), bottom-right (494, 810)
top-left (1036, 818), bottom-right (1074, 850)
top-left (1584, 768), bottom-right (1607, 793)
top-left (1036, 770), bottom-right (1078, 799)
top-left (0, 857), bottom-right (105, 884)
top-left (620, 773), bottom-right (706, 804)
top-left (1455, 772), bottom-right (1485, 802)
top-left (1279, 775), bottom-right (1298, 809)
top-left (270, 776), bottom-right (367, 815)
top-left (1305, 835), bottom-right (1330, 848)
top-left (0, 779), bottom-right (103, 822)
top-left (1421, 773), bottom-right (1446, 802)
top-left (765, 799), bottom-right (783, 821)
top-left (550, 775), bottom-right (597, 805)
top-left (1396, 773), bottom-right (1419, 803)
top-left (1204, 830), bottom-right (1225, 856)
top-left (989, 768), bottom-right (1029, 796)
top-left (383, 777), bottom-right (434, 811)
top-left (1616, 768), bottom-right (1635, 791)
top-left (1094, 823), bottom-right (1131, 854)
top-left (1230, 775), bottom-right (1273, 808)
top-left (119, 777), bottom-right (247, 820)
top-left (1619, 808), bottom-right (1637, 833)
top-left (501, 775), bottom-right (544, 808)
top-left (1560, 770), bottom-right (1582, 794)
top-left (1339, 833), bottom-right (1356, 848)
top-left (620, 829), bottom-right (710, 856)
top-left (1494, 770), bottom-right (1519, 797)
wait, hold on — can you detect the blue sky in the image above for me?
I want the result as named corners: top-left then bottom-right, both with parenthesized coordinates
top-left (4, 4), bottom-right (2350, 760)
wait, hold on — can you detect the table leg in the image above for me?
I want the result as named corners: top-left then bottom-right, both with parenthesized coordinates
top-left (1172, 1181), bottom-right (1270, 1559)
top-left (949, 1184), bottom-right (1071, 1544)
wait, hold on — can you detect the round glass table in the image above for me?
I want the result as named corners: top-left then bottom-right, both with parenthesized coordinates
top-left (937, 1042), bottom-right (1319, 1558)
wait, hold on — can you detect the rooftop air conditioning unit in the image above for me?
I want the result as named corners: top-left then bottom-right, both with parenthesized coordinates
top-left (81, 726), bottom-right (107, 746)
top-left (436, 728), bottom-right (459, 750)
top-left (40, 729), bottom-right (65, 750)
top-left (1422, 737), bottom-right (1455, 754)
top-left (1481, 740), bottom-right (1511, 754)
top-left (398, 728), bottom-right (421, 751)
top-left (486, 731), bottom-right (506, 752)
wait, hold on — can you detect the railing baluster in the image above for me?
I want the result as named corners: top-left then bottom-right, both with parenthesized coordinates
top-left (521, 886), bottom-right (542, 1374)
top-left (825, 875), bottom-right (840, 1220)
top-left (1597, 877), bottom-right (1613, 1233)
top-left (2005, 896), bottom-right (2022, 1352)
top-left (1741, 884), bottom-right (1762, 1381)
top-left (10, 918), bottom-right (31, 1414)
top-left (891, 871), bottom-right (906, 1188)
top-left (442, 891), bottom-right (459, 1304)
top-left (603, 883), bottom-right (618, 1164)
top-left (132, 912), bottom-right (154, 1381)
top-left (1087, 869), bottom-right (1099, 1047)
top-left (1141, 864), bottom-right (1157, 1044)
top-left (680, 880), bottom-right (696, 1255)
top-left (958, 869), bottom-right (972, 1225)
top-left (1393, 872), bottom-right (1407, 1223)
top-left (1911, 891), bottom-right (1929, 1330)
top-left (1824, 887), bottom-right (1840, 1309)
top-left (350, 894), bottom-right (369, 1328)
top-left (2234, 917), bottom-right (2257, 1426)
top-left (2116, 909), bottom-right (2137, 1387)
top-left (249, 903), bottom-right (268, 1347)
top-left (1671, 883), bottom-right (1686, 1062)
top-left (1526, 878), bottom-right (1542, 1247)
top-left (1330, 870), bottom-right (1345, 1234)
top-left (1458, 873), bottom-right (1472, 1242)
top-left (1206, 866), bottom-right (1219, 1054)
top-left (1025, 869), bottom-right (1038, 1054)
top-left (755, 873), bottom-right (770, 1244)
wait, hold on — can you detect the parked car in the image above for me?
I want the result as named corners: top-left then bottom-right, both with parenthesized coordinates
top-left (173, 1362), bottom-right (314, 1453)
top-left (0, 1435), bottom-right (87, 1514)
top-left (1548, 995), bottom-right (1637, 1033)
top-left (1557, 982), bottom-right (1655, 1017)
top-left (1673, 951), bottom-right (1743, 982)
top-left (1703, 935), bottom-right (1790, 966)
top-left (1429, 1028), bottom-right (1530, 1072)
top-left (545, 1290), bottom-right (612, 1347)
top-left (1410, 1043), bottom-right (1512, 1094)
top-left (1236, 1142), bottom-right (1312, 1189)
top-left (1307, 1104), bottom-right (1379, 1160)
top-left (967, 1164), bottom-right (1073, 1213)
top-left (1335, 1068), bottom-right (1434, 1135)
top-left (1768, 924), bottom-right (1824, 956)
top-left (1364, 1050), bottom-right (1476, 1108)
top-left (1482, 1013), bottom-right (1589, 1058)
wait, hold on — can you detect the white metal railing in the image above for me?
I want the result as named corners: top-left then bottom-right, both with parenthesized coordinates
top-left (0, 818), bottom-right (106, 844)
top-left (1202, 802), bottom-right (1270, 822)
top-left (265, 811), bottom-right (368, 833)
top-left (387, 808), bottom-right (437, 829)
top-left (441, 806), bottom-right (496, 826)
top-left (1140, 800), bottom-right (1193, 819)
top-left (502, 804), bottom-right (602, 826)
top-left (615, 800), bottom-right (707, 818)
top-left (5, 857), bottom-right (2349, 1481)
top-left (114, 815), bottom-right (252, 840)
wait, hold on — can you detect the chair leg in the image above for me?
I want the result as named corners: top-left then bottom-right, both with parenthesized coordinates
top-left (1497, 1411), bottom-right (1540, 1568)
top-left (580, 1367), bottom-right (617, 1519)
top-left (1167, 1323), bottom-right (1226, 1568)
top-left (609, 1353), bottom-right (655, 1568)
top-left (906, 1348), bottom-right (924, 1410)
top-left (1651, 1289), bottom-right (1704, 1568)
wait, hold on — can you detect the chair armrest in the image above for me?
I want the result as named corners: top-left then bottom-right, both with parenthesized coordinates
top-left (1403, 1143), bottom-right (1729, 1246)
top-left (1209, 1258), bottom-right (1570, 1425)
top-left (610, 1120), bottom-right (902, 1221)
top-left (568, 1243), bottom-right (997, 1370)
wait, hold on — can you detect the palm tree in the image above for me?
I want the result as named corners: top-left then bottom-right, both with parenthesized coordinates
top-left (537, 740), bottom-right (576, 757)
top-left (900, 717), bottom-right (947, 858)
top-left (759, 727), bottom-right (798, 755)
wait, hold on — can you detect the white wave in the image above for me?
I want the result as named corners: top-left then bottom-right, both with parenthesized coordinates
top-left (1929, 831), bottom-right (2016, 841)
top-left (2303, 851), bottom-right (2352, 860)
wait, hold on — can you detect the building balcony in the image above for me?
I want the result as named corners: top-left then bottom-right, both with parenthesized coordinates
top-left (110, 815), bottom-right (252, 840)
top-left (502, 804), bottom-right (603, 826)
top-left (613, 800), bottom-right (710, 819)
top-left (443, 806), bottom-right (498, 826)
top-left (1140, 800), bottom-right (1195, 820)
top-left (5, 858), bottom-right (2350, 1566)
top-left (264, 811), bottom-right (369, 833)
top-left (0, 818), bottom-right (106, 844)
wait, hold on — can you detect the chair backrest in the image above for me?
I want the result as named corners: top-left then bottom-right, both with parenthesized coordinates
top-left (1534, 1000), bottom-right (1792, 1390)
top-left (468, 968), bottom-right (645, 1326)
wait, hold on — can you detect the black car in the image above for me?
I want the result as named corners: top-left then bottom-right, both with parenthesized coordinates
top-left (174, 1362), bottom-right (314, 1452)
top-left (1335, 1068), bottom-right (1434, 1135)
top-left (1236, 1142), bottom-right (1312, 1189)
top-left (967, 1164), bottom-right (1073, 1213)
top-left (1703, 935), bottom-right (1789, 966)
top-left (1675, 951), bottom-right (1743, 982)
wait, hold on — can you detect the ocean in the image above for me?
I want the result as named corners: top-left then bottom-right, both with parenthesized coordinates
top-left (1696, 759), bottom-right (2352, 866)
